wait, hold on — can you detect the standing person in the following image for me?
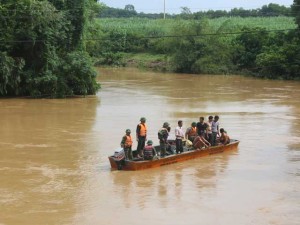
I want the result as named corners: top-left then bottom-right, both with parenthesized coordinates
top-left (143, 140), bottom-right (158, 160)
top-left (206, 116), bottom-right (213, 145)
top-left (136, 117), bottom-right (147, 158)
top-left (211, 115), bottom-right (220, 146)
top-left (175, 120), bottom-right (184, 154)
top-left (185, 122), bottom-right (197, 142)
top-left (158, 122), bottom-right (169, 158)
top-left (196, 117), bottom-right (208, 138)
top-left (120, 129), bottom-right (133, 160)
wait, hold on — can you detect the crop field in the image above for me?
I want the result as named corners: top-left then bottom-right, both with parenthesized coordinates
top-left (97, 16), bottom-right (296, 35)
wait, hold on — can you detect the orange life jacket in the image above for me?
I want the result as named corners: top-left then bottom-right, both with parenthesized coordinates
top-left (124, 135), bottom-right (133, 147)
top-left (188, 127), bottom-right (197, 137)
top-left (138, 123), bottom-right (147, 137)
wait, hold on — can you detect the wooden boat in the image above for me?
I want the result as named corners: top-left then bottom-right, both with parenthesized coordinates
top-left (109, 139), bottom-right (240, 171)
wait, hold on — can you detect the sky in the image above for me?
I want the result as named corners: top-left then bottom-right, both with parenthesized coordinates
top-left (99, 0), bottom-right (294, 14)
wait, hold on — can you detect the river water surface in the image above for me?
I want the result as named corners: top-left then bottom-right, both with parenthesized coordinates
top-left (0, 68), bottom-right (299, 225)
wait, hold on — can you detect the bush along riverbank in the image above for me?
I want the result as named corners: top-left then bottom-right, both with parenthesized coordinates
top-left (94, 53), bottom-right (171, 72)
top-left (88, 14), bottom-right (300, 80)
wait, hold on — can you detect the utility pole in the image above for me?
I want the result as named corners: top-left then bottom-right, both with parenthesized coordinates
top-left (164, 0), bottom-right (166, 19)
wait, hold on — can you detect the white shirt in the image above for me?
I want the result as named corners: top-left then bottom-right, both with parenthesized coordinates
top-left (175, 126), bottom-right (184, 139)
top-left (212, 121), bottom-right (219, 133)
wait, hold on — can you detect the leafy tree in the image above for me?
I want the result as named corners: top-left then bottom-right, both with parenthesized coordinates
top-left (254, 31), bottom-right (300, 79)
top-left (58, 51), bottom-right (99, 96)
top-left (292, 0), bottom-right (300, 29)
top-left (0, 52), bottom-right (25, 95)
top-left (232, 27), bottom-right (269, 71)
top-left (0, 0), bottom-right (100, 97)
top-left (165, 21), bottom-right (207, 73)
top-left (125, 4), bottom-right (135, 12)
top-left (260, 3), bottom-right (291, 16)
top-left (253, 1), bottom-right (300, 80)
top-left (179, 7), bottom-right (192, 19)
top-left (100, 6), bottom-right (137, 18)
top-left (255, 47), bottom-right (288, 78)
top-left (161, 19), bottom-right (233, 74)
top-left (192, 21), bottom-right (234, 74)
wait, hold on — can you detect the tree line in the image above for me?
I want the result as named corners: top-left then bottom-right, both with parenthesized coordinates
top-left (99, 3), bottom-right (292, 19)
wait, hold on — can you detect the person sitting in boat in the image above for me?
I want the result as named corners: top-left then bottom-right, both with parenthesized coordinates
top-left (158, 122), bottom-right (169, 158)
top-left (219, 128), bottom-right (230, 145)
top-left (193, 134), bottom-right (211, 149)
top-left (185, 122), bottom-right (197, 142)
top-left (113, 148), bottom-right (125, 170)
top-left (143, 140), bottom-right (158, 160)
top-left (120, 129), bottom-right (133, 160)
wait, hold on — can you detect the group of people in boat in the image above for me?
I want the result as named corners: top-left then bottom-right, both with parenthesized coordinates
top-left (120, 116), bottom-right (230, 161)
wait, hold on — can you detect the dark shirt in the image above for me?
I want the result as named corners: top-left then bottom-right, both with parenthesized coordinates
top-left (196, 122), bottom-right (207, 136)
top-left (158, 128), bottom-right (168, 142)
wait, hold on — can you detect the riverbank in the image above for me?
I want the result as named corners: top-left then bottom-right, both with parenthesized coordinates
top-left (90, 16), bottom-right (299, 80)
top-left (94, 51), bottom-right (300, 80)
top-left (94, 53), bottom-right (170, 72)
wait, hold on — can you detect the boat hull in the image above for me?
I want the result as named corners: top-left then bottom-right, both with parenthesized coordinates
top-left (109, 140), bottom-right (239, 171)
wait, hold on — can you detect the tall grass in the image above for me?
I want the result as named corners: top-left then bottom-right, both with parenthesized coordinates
top-left (97, 16), bottom-right (296, 35)
top-left (209, 16), bottom-right (296, 32)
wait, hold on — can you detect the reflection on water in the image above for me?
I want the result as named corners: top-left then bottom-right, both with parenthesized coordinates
top-left (110, 150), bottom-right (234, 206)
top-left (1, 67), bottom-right (300, 225)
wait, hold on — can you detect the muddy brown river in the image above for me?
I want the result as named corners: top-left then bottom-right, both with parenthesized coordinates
top-left (0, 67), bottom-right (299, 225)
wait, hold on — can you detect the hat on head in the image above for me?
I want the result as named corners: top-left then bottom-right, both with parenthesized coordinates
top-left (147, 140), bottom-right (153, 145)
top-left (163, 122), bottom-right (169, 128)
top-left (126, 129), bottom-right (131, 133)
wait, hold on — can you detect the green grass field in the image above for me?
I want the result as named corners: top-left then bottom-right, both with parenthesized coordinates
top-left (97, 16), bottom-right (296, 34)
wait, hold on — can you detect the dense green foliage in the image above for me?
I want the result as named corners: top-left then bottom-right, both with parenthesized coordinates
top-left (88, 1), bottom-right (300, 80)
top-left (292, 0), bottom-right (300, 29)
top-left (0, 0), bottom-right (100, 97)
top-left (88, 14), bottom-right (300, 79)
top-left (2, 1), bottom-right (298, 91)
